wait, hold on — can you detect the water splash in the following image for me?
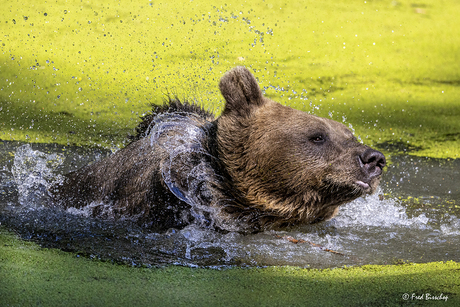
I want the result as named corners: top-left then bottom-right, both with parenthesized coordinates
top-left (12, 144), bottom-right (64, 206)
top-left (147, 112), bottom-right (241, 231)
top-left (335, 191), bottom-right (431, 229)
top-left (440, 214), bottom-right (460, 235)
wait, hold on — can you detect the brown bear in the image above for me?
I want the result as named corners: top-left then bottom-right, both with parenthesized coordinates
top-left (51, 66), bottom-right (385, 233)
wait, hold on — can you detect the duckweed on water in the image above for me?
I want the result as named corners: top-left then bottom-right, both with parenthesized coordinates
top-left (1, 0), bottom-right (459, 158)
top-left (1, 227), bottom-right (459, 306)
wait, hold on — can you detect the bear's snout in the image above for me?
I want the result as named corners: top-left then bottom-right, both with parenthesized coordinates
top-left (358, 148), bottom-right (386, 179)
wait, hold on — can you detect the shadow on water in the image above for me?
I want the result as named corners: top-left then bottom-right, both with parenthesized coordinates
top-left (0, 140), bottom-right (459, 268)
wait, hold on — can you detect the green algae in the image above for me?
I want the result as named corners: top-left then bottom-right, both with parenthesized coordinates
top-left (1, 227), bottom-right (459, 306)
top-left (1, 0), bottom-right (459, 158)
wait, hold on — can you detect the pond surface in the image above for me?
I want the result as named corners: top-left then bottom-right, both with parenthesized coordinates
top-left (0, 140), bottom-right (459, 268)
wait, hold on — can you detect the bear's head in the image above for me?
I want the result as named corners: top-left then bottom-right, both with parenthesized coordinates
top-left (216, 66), bottom-right (385, 227)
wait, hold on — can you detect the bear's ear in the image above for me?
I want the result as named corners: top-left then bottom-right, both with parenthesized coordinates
top-left (219, 66), bottom-right (264, 117)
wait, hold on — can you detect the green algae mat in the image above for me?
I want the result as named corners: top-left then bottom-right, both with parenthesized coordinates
top-left (2, 0), bottom-right (459, 158)
top-left (1, 0), bottom-right (460, 305)
top-left (1, 228), bottom-right (459, 306)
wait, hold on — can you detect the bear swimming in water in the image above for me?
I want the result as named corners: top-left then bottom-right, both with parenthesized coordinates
top-left (51, 66), bottom-right (385, 233)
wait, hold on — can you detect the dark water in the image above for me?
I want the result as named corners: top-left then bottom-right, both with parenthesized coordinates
top-left (0, 140), bottom-right (459, 268)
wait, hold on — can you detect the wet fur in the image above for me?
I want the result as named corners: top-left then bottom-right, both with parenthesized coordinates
top-left (52, 66), bottom-right (385, 232)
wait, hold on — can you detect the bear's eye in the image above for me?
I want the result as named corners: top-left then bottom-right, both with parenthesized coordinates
top-left (310, 134), bottom-right (326, 144)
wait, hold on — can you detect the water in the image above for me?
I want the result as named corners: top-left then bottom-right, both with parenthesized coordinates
top-left (0, 140), bottom-right (459, 268)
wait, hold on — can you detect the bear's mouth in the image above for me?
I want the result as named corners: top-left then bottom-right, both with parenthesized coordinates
top-left (355, 180), bottom-right (374, 194)
top-left (355, 180), bottom-right (370, 190)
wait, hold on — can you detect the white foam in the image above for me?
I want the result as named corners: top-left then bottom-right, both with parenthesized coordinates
top-left (334, 191), bottom-right (431, 228)
top-left (65, 201), bottom-right (114, 218)
top-left (12, 144), bottom-right (64, 207)
top-left (440, 214), bottom-right (460, 235)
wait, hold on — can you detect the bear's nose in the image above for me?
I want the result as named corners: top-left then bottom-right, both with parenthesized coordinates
top-left (359, 148), bottom-right (386, 178)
